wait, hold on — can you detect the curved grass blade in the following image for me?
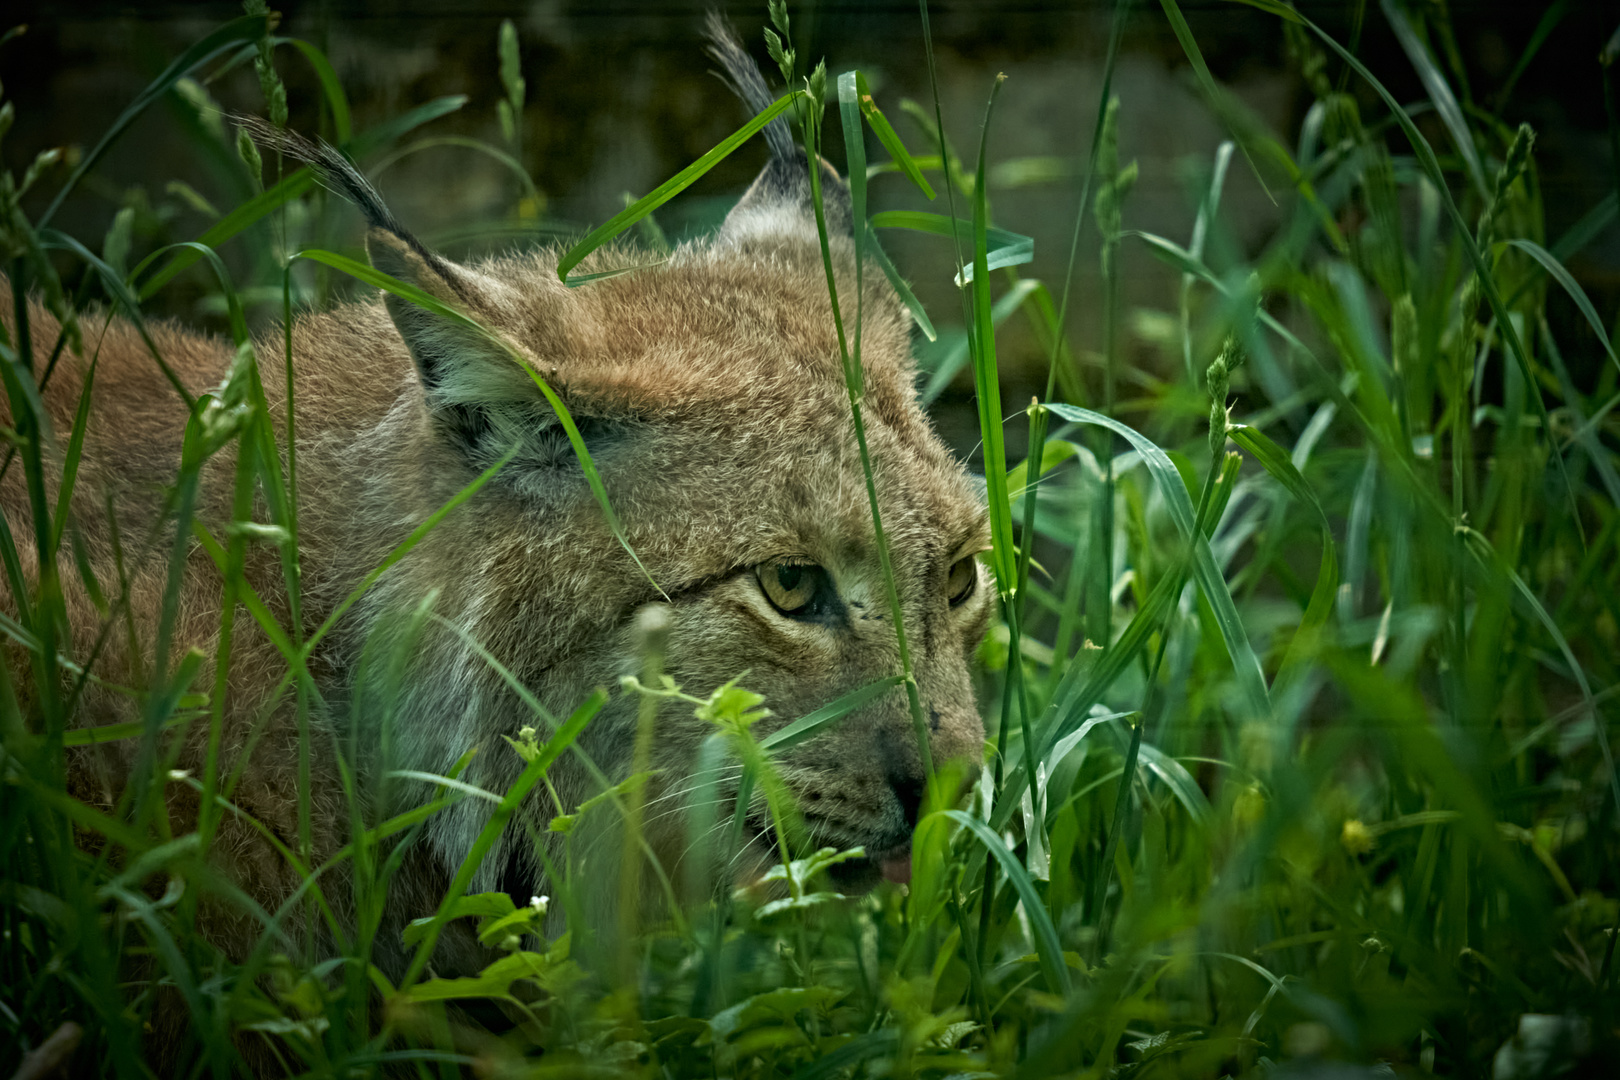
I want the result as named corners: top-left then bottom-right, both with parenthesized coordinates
top-left (1495, 0), bottom-right (1572, 108)
top-left (1221, 0), bottom-right (1304, 19)
top-left (940, 809), bottom-right (1072, 996)
top-left (1462, 529), bottom-right (1619, 819)
top-left (1158, 0), bottom-right (1275, 204)
top-left (865, 224), bottom-right (938, 341)
top-left (870, 210), bottom-right (1034, 284)
top-left (138, 95), bottom-right (469, 298)
top-left (1279, 5), bottom-right (1582, 542)
top-left (1549, 193), bottom-right (1616, 263)
top-left (347, 95), bottom-right (472, 159)
top-left (300, 443), bottom-right (517, 655)
top-left (1228, 424), bottom-right (1339, 673)
top-left (37, 230), bottom-right (199, 408)
top-left (854, 70), bottom-right (936, 200)
top-left (1092, 710), bottom-right (1141, 955)
top-left (1504, 238), bottom-right (1619, 375)
top-left (1048, 403), bottom-right (1270, 719)
top-left (558, 93), bottom-right (800, 284)
top-left (136, 171), bottom-right (316, 298)
top-left (1128, 736), bottom-right (1214, 828)
top-left (1020, 564), bottom-right (1183, 818)
top-left (48, 356), bottom-right (98, 559)
top-left (37, 13), bottom-right (271, 227)
top-left (369, 136), bottom-right (541, 206)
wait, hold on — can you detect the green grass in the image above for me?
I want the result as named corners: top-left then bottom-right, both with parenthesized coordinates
top-left (4, 2), bottom-right (1619, 1077)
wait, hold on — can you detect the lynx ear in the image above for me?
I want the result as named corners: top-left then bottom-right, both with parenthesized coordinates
top-left (363, 229), bottom-right (621, 476)
top-left (703, 15), bottom-right (852, 245)
top-left (364, 228), bottom-right (529, 406)
top-left (720, 154), bottom-right (853, 246)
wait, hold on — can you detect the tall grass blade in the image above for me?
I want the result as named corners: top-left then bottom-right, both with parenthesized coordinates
top-left (940, 810), bottom-right (1071, 995)
top-left (1158, 0), bottom-right (1275, 203)
top-left (558, 93), bottom-right (800, 283)
top-left (1228, 425), bottom-right (1339, 673)
top-left (760, 675), bottom-right (905, 753)
top-left (1381, 0), bottom-right (1489, 199)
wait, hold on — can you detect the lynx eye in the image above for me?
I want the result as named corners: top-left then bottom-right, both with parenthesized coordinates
top-left (756, 559), bottom-right (821, 615)
top-left (946, 556), bottom-right (977, 607)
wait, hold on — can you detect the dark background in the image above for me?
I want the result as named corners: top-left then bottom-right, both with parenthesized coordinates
top-left (3, 1), bottom-right (1616, 461)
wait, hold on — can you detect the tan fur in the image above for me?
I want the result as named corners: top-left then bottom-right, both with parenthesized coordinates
top-left (1, 114), bottom-right (990, 1014)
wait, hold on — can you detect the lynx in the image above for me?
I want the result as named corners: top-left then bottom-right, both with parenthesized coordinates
top-left (4, 21), bottom-right (991, 981)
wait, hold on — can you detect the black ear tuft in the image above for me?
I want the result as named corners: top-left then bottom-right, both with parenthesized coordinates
top-left (234, 115), bottom-right (472, 304)
top-left (701, 17), bottom-right (854, 242)
top-left (703, 12), bottom-right (794, 162)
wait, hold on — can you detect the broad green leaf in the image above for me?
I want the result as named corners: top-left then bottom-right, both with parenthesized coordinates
top-left (395, 950), bottom-right (558, 1003)
top-left (710, 985), bottom-right (843, 1042)
top-left (401, 893), bottom-right (514, 948)
top-left (755, 891), bottom-right (846, 919)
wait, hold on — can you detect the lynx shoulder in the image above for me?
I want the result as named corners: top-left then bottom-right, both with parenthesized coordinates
top-left (0, 20), bottom-right (990, 977)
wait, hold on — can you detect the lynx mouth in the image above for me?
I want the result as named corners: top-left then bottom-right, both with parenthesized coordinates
top-left (824, 843), bottom-right (912, 892)
top-left (745, 817), bottom-right (913, 893)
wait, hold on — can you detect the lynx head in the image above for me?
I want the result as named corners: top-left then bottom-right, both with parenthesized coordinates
top-left (246, 19), bottom-right (991, 899)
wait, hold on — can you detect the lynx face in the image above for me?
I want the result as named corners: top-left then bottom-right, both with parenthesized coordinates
top-left (322, 147), bottom-right (995, 904)
top-left (282, 24), bottom-right (996, 904)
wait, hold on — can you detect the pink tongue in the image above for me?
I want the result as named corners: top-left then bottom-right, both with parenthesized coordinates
top-left (880, 853), bottom-right (912, 885)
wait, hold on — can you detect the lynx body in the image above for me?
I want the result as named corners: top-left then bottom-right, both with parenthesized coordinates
top-left (2, 25), bottom-right (991, 980)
